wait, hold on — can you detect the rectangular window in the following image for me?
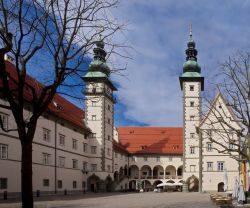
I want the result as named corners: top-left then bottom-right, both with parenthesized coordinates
top-left (132, 156), bottom-right (135, 162)
top-left (0, 113), bottom-right (8, 130)
top-left (92, 115), bottom-right (96, 120)
top-left (91, 133), bottom-right (96, 139)
top-left (190, 85), bottom-right (194, 91)
top-left (43, 179), bottom-right (49, 187)
top-left (72, 139), bottom-right (77, 150)
top-left (84, 134), bottom-right (88, 139)
top-left (91, 146), bottom-right (97, 154)
top-left (217, 162), bottom-right (224, 171)
top-left (83, 162), bottom-right (88, 171)
top-left (190, 165), bottom-right (196, 172)
top-left (190, 101), bottom-right (194, 107)
top-left (91, 164), bottom-right (97, 172)
top-left (58, 156), bottom-right (65, 167)
top-left (190, 115), bottom-right (195, 121)
top-left (144, 157), bottom-right (148, 161)
top-left (43, 153), bottom-right (51, 165)
top-left (59, 134), bottom-right (65, 146)
top-left (108, 105), bottom-right (111, 111)
top-left (190, 133), bottom-right (195, 139)
top-left (107, 148), bottom-right (110, 156)
top-left (83, 143), bottom-right (88, 153)
top-left (190, 147), bottom-right (195, 154)
top-left (0, 178), bottom-right (7, 189)
top-left (156, 156), bottom-right (160, 162)
top-left (207, 143), bottom-right (212, 152)
top-left (43, 128), bottom-right (51, 142)
top-left (73, 181), bottom-right (77, 189)
top-left (107, 165), bottom-right (111, 172)
top-left (0, 144), bottom-right (8, 159)
top-left (72, 159), bottom-right (78, 169)
top-left (58, 180), bottom-right (62, 189)
top-left (207, 162), bottom-right (213, 171)
top-left (229, 143), bottom-right (235, 150)
top-left (108, 118), bottom-right (111, 124)
top-left (92, 101), bottom-right (97, 107)
top-left (107, 135), bottom-right (111, 141)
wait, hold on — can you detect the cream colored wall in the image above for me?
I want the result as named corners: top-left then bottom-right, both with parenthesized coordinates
top-left (182, 81), bottom-right (201, 181)
top-left (200, 94), bottom-right (240, 191)
top-left (0, 99), bottom-right (89, 193)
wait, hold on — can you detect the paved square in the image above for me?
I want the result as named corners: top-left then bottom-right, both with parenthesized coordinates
top-left (0, 192), bottom-right (217, 208)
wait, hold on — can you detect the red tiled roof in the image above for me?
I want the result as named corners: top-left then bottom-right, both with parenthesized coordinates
top-left (117, 127), bottom-right (183, 155)
top-left (113, 139), bottom-right (129, 154)
top-left (1, 61), bottom-right (88, 131)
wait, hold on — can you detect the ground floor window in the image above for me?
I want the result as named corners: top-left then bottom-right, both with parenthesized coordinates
top-left (73, 181), bottom-right (77, 189)
top-left (43, 179), bottom-right (50, 187)
top-left (58, 180), bottom-right (62, 189)
top-left (0, 178), bottom-right (7, 189)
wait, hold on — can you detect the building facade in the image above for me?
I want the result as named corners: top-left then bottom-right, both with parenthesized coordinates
top-left (0, 32), bottom-right (241, 196)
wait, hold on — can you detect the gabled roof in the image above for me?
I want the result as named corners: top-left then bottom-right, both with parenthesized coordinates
top-left (117, 127), bottom-right (183, 155)
top-left (1, 61), bottom-right (89, 131)
top-left (200, 92), bottom-right (242, 129)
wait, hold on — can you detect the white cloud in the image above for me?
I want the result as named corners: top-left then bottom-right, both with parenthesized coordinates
top-left (110, 0), bottom-right (250, 126)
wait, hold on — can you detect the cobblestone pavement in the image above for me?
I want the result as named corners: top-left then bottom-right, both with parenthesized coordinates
top-left (0, 192), bottom-right (217, 208)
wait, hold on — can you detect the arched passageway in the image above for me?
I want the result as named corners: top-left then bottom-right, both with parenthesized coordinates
top-left (186, 175), bottom-right (199, 192)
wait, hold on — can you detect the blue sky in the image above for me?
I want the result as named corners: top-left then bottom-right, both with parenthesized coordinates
top-left (108, 0), bottom-right (250, 127)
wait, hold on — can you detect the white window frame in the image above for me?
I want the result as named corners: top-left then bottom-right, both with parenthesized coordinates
top-left (190, 147), bottom-right (195, 154)
top-left (58, 156), bottom-right (65, 167)
top-left (217, 161), bottom-right (224, 171)
top-left (92, 115), bottom-right (96, 121)
top-left (0, 113), bottom-right (8, 130)
top-left (83, 143), bottom-right (88, 153)
top-left (72, 159), bottom-right (78, 169)
top-left (91, 146), bottom-right (97, 154)
top-left (72, 139), bottom-right (77, 150)
top-left (83, 162), bottom-right (87, 171)
top-left (207, 162), bottom-right (213, 171)
top-left (43, 128), bottom-right (51, 142)
top-left (59, 134), bottom-right (65, 146)
top-left (43, 153), bottom-right (51, 165)
top-left (207, 142), bottom-right (212, 152)
top-left (91, 164), bottom-right (97, 172)
top-left (0, 144), bottom-right (8, 159)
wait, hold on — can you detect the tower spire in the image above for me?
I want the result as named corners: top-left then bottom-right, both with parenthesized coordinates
top-left (179, 24), bottom-right (204, 91)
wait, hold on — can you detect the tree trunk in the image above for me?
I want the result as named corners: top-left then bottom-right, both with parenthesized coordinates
top-left (21, 140), bottom-right (33, 208)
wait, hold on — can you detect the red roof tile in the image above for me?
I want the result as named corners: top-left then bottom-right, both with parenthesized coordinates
top-left (117, 127), bottom-right (183, 155)
top-left (1, 61), bottom-right (88, 131)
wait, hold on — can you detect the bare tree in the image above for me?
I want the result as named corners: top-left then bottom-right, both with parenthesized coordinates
top-left (0, 0), bottom-right (125, 207)
top-left (201, 51), bottom-right (250, 163)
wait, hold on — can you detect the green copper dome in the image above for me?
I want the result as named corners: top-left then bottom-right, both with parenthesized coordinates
top-left (84, 37), bottom-right (110, 77)
top-left (183, 59), bottom-right (201, 73)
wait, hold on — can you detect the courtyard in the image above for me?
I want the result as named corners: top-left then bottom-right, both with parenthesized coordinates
top-left (0, 192), bottom-right (216, 208)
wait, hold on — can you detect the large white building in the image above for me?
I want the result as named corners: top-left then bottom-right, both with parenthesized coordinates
top-left (0, 32), bottom-right (241, 196)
